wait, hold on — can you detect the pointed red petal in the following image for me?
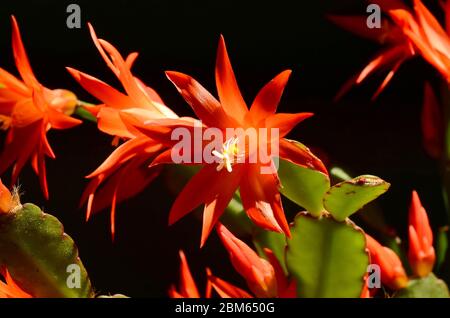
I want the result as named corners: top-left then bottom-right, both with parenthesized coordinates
top-left (177, 250), bottom-right (201, 298)
top-left (239, 164), bottom-right (290, 237)
top-left (207, 270), bottom-right (253, 298)
top-left (168, 165), bottom-right (218, 226)
top-left (208, 277), bottom-right (253, 298)
top-left (10, 16), bottom-right (40, 88)
top-left (200, 167), bottom-right (242, 247)
top-left (265, 112), bottom-right (313, 138)
top-left (279, 138), bottom-right (328, 174)
top-left (166, 71), bottom-right (235, 128)
top-left (215, 35), bottom-right (248, 122)
top-left (66, 67), bottom-right (131, 108)
top-left (249, 70), bottom-right (291, 124)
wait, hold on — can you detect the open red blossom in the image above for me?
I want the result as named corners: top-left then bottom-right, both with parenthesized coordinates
top-left (408, 190), bottom-right (436, 277)
top-left (0, 16), bottom-right (81, 199)
top-left (67, 24), bottom-right (182, 237)
top-left (124, 36), bottom-right (327, 246)
top-left (0, 268), bottom-right (32, 298)
top-left (332, 0), bottom-right (450, 99)
top-left (365, 234), bottom-right (408, 290)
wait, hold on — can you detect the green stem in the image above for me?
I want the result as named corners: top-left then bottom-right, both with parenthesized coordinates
top-left (74, 100), bottom-right (97, 123)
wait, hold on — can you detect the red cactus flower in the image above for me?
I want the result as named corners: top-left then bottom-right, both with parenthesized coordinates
top-left (408, 190), bottom-right (436, 277)
top-left (332, 0), bottom-right (450, 98)
top-left (0, 269), bottom-right (32, 298)
top-left (124, 35), bottom-right (327, 246)
top-left (365, 234), bottom-right (408, 290)
top-left (67, 24), bottom-right (180, 237)
top-left (329, 0), bottom-right (415, 99)
top-left (216, 223), bottom-right (296, 298)
top-left (0, 16), bottom-right (81, 199)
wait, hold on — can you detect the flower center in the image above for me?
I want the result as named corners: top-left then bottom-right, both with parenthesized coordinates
top-left (212, 137), bottom-right (243, 172)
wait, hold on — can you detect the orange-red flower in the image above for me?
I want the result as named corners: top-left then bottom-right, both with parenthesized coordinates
top-left (365, 234), bottom-right (408, 290)
top-left (125, 36), bottom-right (327, 246)
top-left (408, 190), bottom-right (435, 277)
top-left (0, 16), bottom-right (81, 199)
top-left (0, 268), bottom-right (32, 298)
top-left (215, 223), bottom-right (296, 298)
top-left (67, 24), bottom-right (180, 237)
top-left (332, 0), bottom-right (450, 98)
top-left (169, 224), bottom-right (296, 298)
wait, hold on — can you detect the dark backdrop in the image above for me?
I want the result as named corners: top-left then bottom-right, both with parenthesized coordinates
top-left (0, 0), bottom-right (448, 296)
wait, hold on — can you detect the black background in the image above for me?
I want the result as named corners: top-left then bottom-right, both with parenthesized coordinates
top-left (0, 0), bottom-right (448, 296)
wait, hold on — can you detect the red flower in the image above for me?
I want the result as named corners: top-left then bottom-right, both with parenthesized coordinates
top-left (332, 0), bottom-right (450, 98)
top-left (0, 16), bottom-right (81, 199)
top-left (408, 190), bottom-right (435, 277)
top-left (125, 36), bottom-right (327, 246)
top-left (365, 234), bottom-right (408, 290)
top-left (0, 268), bottom-right (32, 298)
top-left (215, 223), bottom-right (296, 298)
top-left (67, 24), bottom-right (179, 237)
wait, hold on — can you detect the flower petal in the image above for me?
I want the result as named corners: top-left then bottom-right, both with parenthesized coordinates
top-left (249, 70), bottom-right (292, 124)
top-left (166, 71), bottom-right (235, 128)
top-left (200, 166), bottom-right (243, 247)
top-left (207, 270), bottom-right (253, 298)
top-left (10, 16), bottom-right (40, 89)
top-left (279, 138), bottom-right (328, 174)
top-left (265, 112), bottom-right (313, 139)
top-left (215, 35), bottom-right (248, 122)
top-left (66, 67), bottom-right (131, 108)
top-left (239, 164), bottom-right (290, 237)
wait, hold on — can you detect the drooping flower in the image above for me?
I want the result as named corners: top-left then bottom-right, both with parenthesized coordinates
top-left (67, 24), bottom-right (182, 237)
top-left (124, 36), bottom-right (327, 246)
top-left (408, 190), bottom-right (435, 277)
top-left (0, 268), bottom-right (32, 298)
top-left (214, 223), bottom-right (296, 298)
top-left (0, 16), bottom-right (82, 199)
top-left (332, 0), bottom-right (450, 99)
top-left (365, 234), bottom-right (409, 290)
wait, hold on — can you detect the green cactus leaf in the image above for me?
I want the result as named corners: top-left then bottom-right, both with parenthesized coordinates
top-left (395, 273), bottom-right (449, 298)
top-left (0, 203), bottom-right (94, 298)
top-left (278, 155), bottom-right (330, 217)
top-left (323, 175), bottom-right (390, 221)
top-left (286, 213), bottom-right (368, 297)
